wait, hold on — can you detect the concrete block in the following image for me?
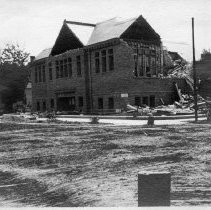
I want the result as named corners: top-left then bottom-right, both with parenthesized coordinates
top-left (138, 171), bottom-right (171, 206)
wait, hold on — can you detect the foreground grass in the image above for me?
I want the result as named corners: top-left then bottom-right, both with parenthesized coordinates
top-left (0, 121), bottom-right (210, 206)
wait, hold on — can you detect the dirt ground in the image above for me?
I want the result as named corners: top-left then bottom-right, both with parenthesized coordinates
top-left (0, 120), bottom-right (210, 207)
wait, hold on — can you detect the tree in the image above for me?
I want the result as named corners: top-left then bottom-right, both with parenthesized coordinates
top-left (0, 43), bottom-right (30, 66)
top-left (0, 43), bottom-right (30, 112)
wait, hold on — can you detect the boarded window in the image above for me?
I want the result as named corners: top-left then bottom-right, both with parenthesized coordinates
top-left (95, 52), bottom-right (100, 73)
top-left (77, 56), bottom-right (82, 76)
top-left (108, 97), bottom-right (114, 109)
top-left (48, 62), bottom-right (53, 80)
top-left (108, 49), bottom-right (114, 71)
top-left (78, 96), bottom-right (83, 107)
top-left (68, 58), bottom-right (72, 77)
top-left (98, 98), bottom-right (103, 109)
top-left (101, 50), bottom-right (107, 72)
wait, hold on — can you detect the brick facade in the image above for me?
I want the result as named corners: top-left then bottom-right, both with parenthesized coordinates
top-left (31, 39), bottom-right (188, 114)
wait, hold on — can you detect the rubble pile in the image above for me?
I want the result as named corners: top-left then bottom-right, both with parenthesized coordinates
top-left (126, 93), bottom-right (209, 116)
top-left (1, 113), bottom-right (37, 122)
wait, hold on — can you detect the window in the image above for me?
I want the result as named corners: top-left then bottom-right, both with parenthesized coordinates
top-left (108, 49), bottom-right (114, 71)
top-left (108, 97), bottom-right (114, 109)
top-left (95, 52), bottom-right (100, 73)
top-left (60, 60), bottom-right (64, 78)
top-left (42, 65), bottom-right (46, 82)
top-left (35, 67), bottom-right (38, 83)
top-left (76, 56), bottom-right (82, 76)
top-left (142, 96), bottom-right (149, 106)
top-left (145, 57), bottom-right (151, 77)
top-left (48, 62), bottom-right (53, 81)
top-left (98, 98), bottom-right (103, 109)
top-left (134, 54), bottom-right (138, 77)
top-left (56, 61), bottom-right (59, 78)
top-left (78, 96), bottom-right (83, 107)
top-left (37, 101), bottom-right (40, 111)
top-left (68, 58), bottom-right (72, 77)
top-left (50, 98), bottom-right (54, 109)
top-left (138, 55), bottom-right (144, 77)
top-left (64, 59), bottom-right (68, 77)
top-left (151, 58), bottom-right (156, 76)
top-left (69, 97), bottom-right (76, 106)
top-left (101, 50), bottom-right (107, 72)
top-left (150, 95), bottom-right (155, 107)
top-left (135, 97), bottom-right (141, 106)
top-left (43, 100), bottom-right (46, 111)
top-left (38, 66), bottom-right (42, 82)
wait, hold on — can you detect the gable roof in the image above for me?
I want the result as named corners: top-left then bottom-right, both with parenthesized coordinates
top-left (87, 15), bottom-right (160, 45)
top-left (51, 22), bottom-right (84, 56)
top-left (35, 15), bottom-right (161, 61)
top-left (87, 17), bottom-right (136, 45)
top-left (35, 48), bottom-right (52, 61)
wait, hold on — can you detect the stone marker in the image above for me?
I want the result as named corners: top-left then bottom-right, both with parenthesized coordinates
top-left (138, 171), bottom-right (171, 206)
top-left (147, 113), bottom-right (154, 126)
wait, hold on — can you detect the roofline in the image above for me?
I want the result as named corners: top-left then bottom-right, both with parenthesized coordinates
top-left (64, 20), bottom-right (96, 27)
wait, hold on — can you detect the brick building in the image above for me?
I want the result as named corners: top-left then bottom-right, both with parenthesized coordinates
top-left (31, 15), bottom-right (188, 114)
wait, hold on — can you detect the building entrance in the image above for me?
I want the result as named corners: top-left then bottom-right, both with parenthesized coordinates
top-left (57, 96), bottom-right (76, 111)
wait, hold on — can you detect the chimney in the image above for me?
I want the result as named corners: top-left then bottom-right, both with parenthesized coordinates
top-left (30, 56), bottom-right (35, 63)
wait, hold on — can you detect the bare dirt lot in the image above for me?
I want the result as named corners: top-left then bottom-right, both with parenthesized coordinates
top-left (0, 121), bottom-right (210, 207)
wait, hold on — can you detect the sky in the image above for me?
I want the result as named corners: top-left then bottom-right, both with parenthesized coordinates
top-left (0, 0), bottom-right (211, 61)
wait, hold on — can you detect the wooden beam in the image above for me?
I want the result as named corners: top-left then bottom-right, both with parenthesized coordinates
top-left (64, 20), bottom-right (96, 27)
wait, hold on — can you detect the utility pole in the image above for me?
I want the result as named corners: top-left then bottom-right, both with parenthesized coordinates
top-left (192, 17), bottom-right (198, 122)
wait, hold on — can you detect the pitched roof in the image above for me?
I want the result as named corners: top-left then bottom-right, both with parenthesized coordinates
top-left (51, 22), bottom-right (84, 56)
top-left (35, 48), bottom-right (52, 61)
top-left (87, 15), bottom-right (160, 45)
top-left (87, 17), bottom-right (136, 45)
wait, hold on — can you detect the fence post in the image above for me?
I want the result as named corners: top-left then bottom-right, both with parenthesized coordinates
top-left (138, 171), bottom-right (171, 206)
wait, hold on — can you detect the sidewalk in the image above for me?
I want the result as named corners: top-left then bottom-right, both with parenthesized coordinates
top-left (57, 116), bottom-right (207, 126)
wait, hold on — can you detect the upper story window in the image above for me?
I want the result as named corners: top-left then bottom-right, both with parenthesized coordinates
top-left (34, 64), bottom-right (46, 83)
top-left (48, 62), bottom-right (53, 81)
top-left (145, 57), bottom-right (151, 77)
top-left (101, 50), bottom-right (107, 72)
top-left (42, 65), bottom-right (46, 82)
top-left (64, 59), bottom-right (68, 77)
top-left (68, 57), bottom-right (72, 78)
top-left (134, 53), bottom-right (138, 77)
top-left (38, 66), bottom-right (42, 82)
top-left (35, 67), bottom-right (38, 83)
top-left (76, 55), bottom-right (82, 76)
top-left (108, 49), bottom-right (114, 71)
top-left (138, 55), bottom-right (144, 77)
top-left (59, 60), bottom-right (64, 78)
top-left (95, 52), bottom-right (100, 73)
top-left (56, 61), bottom-right (59, 79)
